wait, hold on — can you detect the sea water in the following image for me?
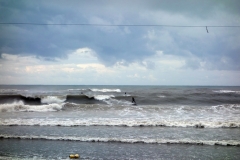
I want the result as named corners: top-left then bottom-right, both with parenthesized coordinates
top-left (0, 85), bottom-right (239, 159)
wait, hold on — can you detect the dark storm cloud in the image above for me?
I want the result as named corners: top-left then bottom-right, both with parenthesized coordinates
top-left (0, 0), bottom-right (239, 69)
top-left (143, 0), bottom-right (240, 19)
top-left (0, 0), bottom-right (150, 62)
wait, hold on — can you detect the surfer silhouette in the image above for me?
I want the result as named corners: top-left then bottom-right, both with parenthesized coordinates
top-left (132, 97), bottom-right (136, 105)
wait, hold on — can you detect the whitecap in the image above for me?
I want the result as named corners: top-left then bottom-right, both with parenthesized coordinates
top-left (94, 95), bottom-right (115, 101)
top-left (1, 118), bottom-right (239, 128)
top-left (0, 101), bottom-right (64, 112)
top-left (213, 90), bottom-right (240, 94)
top-left (90, 88), bottom-right (121, 92)
top-left (0, 134), bottom-right (239, 146)
top-left (41, 96), bottom-right (66, 104)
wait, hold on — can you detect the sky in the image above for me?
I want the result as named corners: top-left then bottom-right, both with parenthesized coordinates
top-left (0, 0), bottom-right (240, 85)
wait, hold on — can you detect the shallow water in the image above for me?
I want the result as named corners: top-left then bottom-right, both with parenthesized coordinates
top-left (0, 139), bottom-right (240, 160)
top-left (0, 85), bottom-right (240, 159)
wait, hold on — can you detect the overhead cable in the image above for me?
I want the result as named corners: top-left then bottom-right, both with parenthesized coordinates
top-left (0, 22), bottom-right (240, 28)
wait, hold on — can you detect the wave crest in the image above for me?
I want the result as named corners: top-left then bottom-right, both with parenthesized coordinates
top-left (0, 101), bottom-right (63, 112)
top-left (213, 90), bottom-right (240, 94)
top-left (0, 118), bottom-right (239, 128)
top-left (90, 88), bottom-right (121, 92)
top-left (0, 134), bottom-right (239, 146)
top-left (41, 96), bottom-right (65, 104)
top-left (94, 95), bottom-right (115, 101)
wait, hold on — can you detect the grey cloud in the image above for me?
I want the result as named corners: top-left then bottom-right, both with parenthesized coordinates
top-left (144, 26), bottom-right (240, 70)
top-left (0, 0), bottom-right (239, 70)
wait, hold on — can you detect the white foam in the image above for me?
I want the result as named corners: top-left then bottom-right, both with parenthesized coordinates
top-left (68, 89), bottom-right (86, 91)
top-left (211, 104), bottom-right (240, 113)
top-left (92, 94), bottom-right (131, 106)
top-left (108, 99), bottom-right (133, 106)
top-left (41, 96), bottom-right (65, 104)
top-left (0, 134), bottom-right (239, 146)
top-left (0, 101), bottom-right (63, 112)
top-left (0, 101), bottom-right (25, 112)
top-left (158, 95), bottom-right (166, 98)
top-left (1, 118), bottom-right (239, 128)
top-left (90, 88), bottom-right (121, 92)
top-left (92, 95), bottom-right (132, 106)
top-left (213, 90), bottom-right (240, 94)
top-left (94, 95), bottom-right (115, 100)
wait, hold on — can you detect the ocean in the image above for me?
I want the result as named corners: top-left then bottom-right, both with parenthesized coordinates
top-left (0, 85), bottom-right (239, 159)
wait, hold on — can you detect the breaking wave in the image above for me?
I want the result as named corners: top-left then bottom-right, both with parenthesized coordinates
top-left (94, 95), bottom-right (115, 101)
top-left (0, 134), bottom-right (239, 146)
top-left (213, 90), bottom-right (240, 94)
top-left (1, 118), bottom-right (239, 128)
top-left (41, 96), bottom-right (65, 104)
top-left (0, 101), bottom-right (63, 112)
top-left (90, 88), bottom-right (121, 92)
top-left (68, 89), bottom-right (87, 91)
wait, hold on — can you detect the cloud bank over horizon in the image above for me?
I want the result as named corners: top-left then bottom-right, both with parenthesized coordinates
top-left (0, 0), bottom-right (240, 85)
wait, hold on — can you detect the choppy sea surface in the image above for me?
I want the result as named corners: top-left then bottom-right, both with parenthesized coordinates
top-left (0, 85), bottom-right (239, 159)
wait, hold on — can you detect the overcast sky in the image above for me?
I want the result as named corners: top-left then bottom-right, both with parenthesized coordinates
top-left (0, 0), bottom-right (240, 85)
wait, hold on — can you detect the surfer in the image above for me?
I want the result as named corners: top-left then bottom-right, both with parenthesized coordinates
top-left (132, 97), bottom-right (136, 105)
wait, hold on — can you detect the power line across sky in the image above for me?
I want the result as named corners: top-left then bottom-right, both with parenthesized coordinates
top-left (0, 22), bottom-right (240, 27)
